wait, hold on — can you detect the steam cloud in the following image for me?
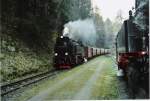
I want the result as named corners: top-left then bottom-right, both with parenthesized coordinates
top-left (63, 18), bottom-right (97, 46)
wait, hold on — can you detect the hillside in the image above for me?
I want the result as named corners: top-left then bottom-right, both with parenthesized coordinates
top-left (1, 0), bottom-right (92, 82)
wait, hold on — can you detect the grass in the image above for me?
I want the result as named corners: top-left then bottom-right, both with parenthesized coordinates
top-left (1, 51), bottom-right (52, 82)
top-left (91, 58), bottom-right (119, 99)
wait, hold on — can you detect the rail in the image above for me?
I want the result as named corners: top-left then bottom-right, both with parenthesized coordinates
top-left (1, 69), bottom-right (62, 96)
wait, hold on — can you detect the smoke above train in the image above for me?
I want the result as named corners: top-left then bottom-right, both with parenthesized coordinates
top-left (63, 18), bottom-right (98, 47)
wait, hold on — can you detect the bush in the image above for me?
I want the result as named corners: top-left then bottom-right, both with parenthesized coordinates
top-left (1, 51), bottom-right (51, 82)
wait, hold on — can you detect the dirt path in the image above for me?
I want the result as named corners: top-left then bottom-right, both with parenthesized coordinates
top-left (73, 61), bottom-right (105, 100)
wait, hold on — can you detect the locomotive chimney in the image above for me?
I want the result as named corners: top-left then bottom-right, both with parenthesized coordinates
top-left (129, 10), bottom-right (133, 20)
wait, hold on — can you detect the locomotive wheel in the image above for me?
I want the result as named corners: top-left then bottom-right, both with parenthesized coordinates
top-left (127, 63), bottom-right (140, 99)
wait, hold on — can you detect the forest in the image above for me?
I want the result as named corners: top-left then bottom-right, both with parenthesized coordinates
top-left (1, 0), bottom-right (121, 82)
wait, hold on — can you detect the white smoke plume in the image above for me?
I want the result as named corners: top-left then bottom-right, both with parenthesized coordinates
top-left (63, 18), bottom-right (97, 46)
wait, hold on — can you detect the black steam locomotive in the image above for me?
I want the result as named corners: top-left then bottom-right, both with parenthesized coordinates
top-left (53, 35), bottom-right (110, 69)
top-left (53, 36), bottom-right (84, 69)
top-left (116, 0), bottom-right (149, 98)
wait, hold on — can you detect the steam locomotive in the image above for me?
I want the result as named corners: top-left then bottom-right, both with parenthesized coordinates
top-left (116, 7), bottom-right (149, 98)
top-left (53, 35), bottom-right (110, 69)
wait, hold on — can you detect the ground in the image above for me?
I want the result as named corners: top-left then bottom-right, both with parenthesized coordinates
top-left (8, 55), bottom-right (129, 101)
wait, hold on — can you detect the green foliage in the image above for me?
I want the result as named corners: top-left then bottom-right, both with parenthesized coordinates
top-left (1, 0), bottom-right (60, 52)
top-left (1, 32), bottom-right (52, 82)
top-left (1, 51), bottom-right (51, 82)
top-left (61, 0), bottom-right (91, 21)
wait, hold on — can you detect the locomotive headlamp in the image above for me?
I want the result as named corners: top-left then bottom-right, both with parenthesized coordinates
top-left (60, 36), bottom-right (63, 38)
top-left (65, 52), bottom-right (68, 55)
top-left (55, 53), bottom-right (58, 56)
top-left (141, 51), bottom-right (146, 55)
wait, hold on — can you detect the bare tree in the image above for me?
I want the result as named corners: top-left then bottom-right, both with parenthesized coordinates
top-left (116, 9), bottom-right (124, 23)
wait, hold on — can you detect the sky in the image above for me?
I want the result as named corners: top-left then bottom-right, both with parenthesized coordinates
top-left (92, 0), bottom-right (135, 21)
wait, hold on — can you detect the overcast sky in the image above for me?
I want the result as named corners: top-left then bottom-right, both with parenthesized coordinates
top-left (92, 0), bottom-right (135, 21)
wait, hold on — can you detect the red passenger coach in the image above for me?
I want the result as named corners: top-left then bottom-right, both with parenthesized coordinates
top-left (88, 47), bottom-right (93, 58)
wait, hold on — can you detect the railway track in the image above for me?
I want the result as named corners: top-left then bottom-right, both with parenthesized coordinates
top-left (1, 69), bottom-right (62, 96)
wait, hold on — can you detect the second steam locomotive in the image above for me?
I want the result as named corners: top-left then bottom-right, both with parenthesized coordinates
top-left (116, 0), bottom-right (149, 97)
